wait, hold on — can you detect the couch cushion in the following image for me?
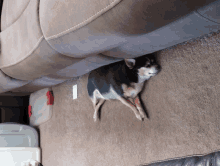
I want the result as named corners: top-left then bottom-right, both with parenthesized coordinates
top-left (142, 150), bottom-right (220, 166)
top-left (46, 53), bottom-right (123, 79)
top-left (9, 76), bottom-right (67, 94)
top-left (0, 70), bottom-right (30, 93)
top-left (102, 10), bottom-right (220, 58)
top-left (39, 0), bottom-right (217, 58)
top-left (1, 0), bottom-right (30, 31)
top-left (0, 0), bottom-right (83, 81)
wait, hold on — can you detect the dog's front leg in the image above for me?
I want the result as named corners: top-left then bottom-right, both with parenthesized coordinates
top-left (93, 98), bottom-right (106, 122)
top-left (117, 96), bottom-right (143, 121)
top-left (134, 95), bottom-right (147, 119)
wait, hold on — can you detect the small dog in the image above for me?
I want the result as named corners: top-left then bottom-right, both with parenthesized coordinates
top-left (87, 54), bottom-right (160, 122)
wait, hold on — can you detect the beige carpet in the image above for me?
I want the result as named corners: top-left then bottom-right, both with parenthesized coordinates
top-left (38, 31), bottom-right (220, 166)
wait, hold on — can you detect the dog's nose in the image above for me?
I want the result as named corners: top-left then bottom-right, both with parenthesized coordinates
top-left (156, 65), bottom-right (161, 72)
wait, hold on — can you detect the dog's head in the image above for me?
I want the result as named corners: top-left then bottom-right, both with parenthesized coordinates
top-left (125, 54), bottom-right (160, 81)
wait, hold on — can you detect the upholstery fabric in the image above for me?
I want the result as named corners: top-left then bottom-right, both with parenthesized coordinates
top-left (0, 70), bottom-right (30, 93)
top-left (1, 0), bottom-right (30, 31)
top-left (39, 0), bottom-right (217, 58)
top-left (9, 76), bottom-right (67, 94)
top-left (197, 0), bottom-right (220, 24)
top-left (143, 150), bottom-right (220, 166)
top-left (45, 53), bottom-right (123, 79)
top-left (101, 11), bottom-right (220, 58)
top-left (0, 0), bottom-right (83, 80)
top-left (4, 53), bottom-right (122, 93)
top-left (1, 37), bottom-right (82, 80)
top-left (0, 0), bottom-right (218, 93)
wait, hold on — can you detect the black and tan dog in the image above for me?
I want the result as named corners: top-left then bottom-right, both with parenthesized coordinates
top-left (87, 54), bottom-right (160, 122)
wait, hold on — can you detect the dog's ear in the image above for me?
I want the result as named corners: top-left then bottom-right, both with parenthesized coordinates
top-left (125, 59), bottom-right (135, 69)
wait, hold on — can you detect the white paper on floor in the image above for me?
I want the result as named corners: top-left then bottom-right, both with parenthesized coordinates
top-left (73, 84), bottom-right (77, 99)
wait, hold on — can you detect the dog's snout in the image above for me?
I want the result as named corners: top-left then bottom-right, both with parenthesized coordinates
top-left (156, 65), bottom-right (161, 72)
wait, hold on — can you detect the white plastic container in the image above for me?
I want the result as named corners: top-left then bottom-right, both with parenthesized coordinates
top-left (0, 123), bottom-right (38, 147)
top-left (0, 123), bottom-right (41, 165)
top-left (0, 147), bottom-right (41, 166)
top-left (29, 88), bottom-right (54, 126)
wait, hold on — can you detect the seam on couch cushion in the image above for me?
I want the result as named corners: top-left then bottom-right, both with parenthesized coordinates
top-left (3, 0), bottom-right (31, 31)
top-left (46, 0), bottom-right (121, 40)
top-left (6, 0), bottom-right (8, 25)
top-left (0, 70), bottom-right (31, 93)
top-left (1, 36), bottom-right (44, 68)
top-left (6, 0), bottom-right (31, 26)
top-left (1, 37), bottom-right (82, 80)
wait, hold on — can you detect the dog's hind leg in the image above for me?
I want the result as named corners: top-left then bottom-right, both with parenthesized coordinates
top-left (134, 95), bottom-right (147, 119)
top-left (93, 98), bottom-right (106, 122)
top-left (116, 96), bottom-right (143, 121)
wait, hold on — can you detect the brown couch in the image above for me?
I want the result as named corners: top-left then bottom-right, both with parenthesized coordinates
top-left (0, 0), bottom-right (219, 96)
top-left (0, 0), bottom-right (220, 165)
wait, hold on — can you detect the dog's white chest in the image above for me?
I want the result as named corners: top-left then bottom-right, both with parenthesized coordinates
top-left (122, 82), bottom-right (144, 98)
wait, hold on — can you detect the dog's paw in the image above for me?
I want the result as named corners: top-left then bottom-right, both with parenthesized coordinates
top-left (93, 114), bottom-right (98, 122)
top-left (138, 108), bottom-right (147, 119)
top-left (136, 114), bottom-right (143, 121)
top-left (93, 117), bottom-right (97, 122)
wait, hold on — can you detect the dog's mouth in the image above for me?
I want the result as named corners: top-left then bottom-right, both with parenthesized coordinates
top-left (149, 72), bottom-right (157, 75)
top-left (149, 67), bottom-right (160, 75)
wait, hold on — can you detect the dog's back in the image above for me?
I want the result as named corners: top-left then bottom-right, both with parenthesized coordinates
top-left (87, 60), bottom-right (137, 99)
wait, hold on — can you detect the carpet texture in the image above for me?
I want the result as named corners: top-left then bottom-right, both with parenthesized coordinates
top-left (38, 31), bottom-right (220, 166)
